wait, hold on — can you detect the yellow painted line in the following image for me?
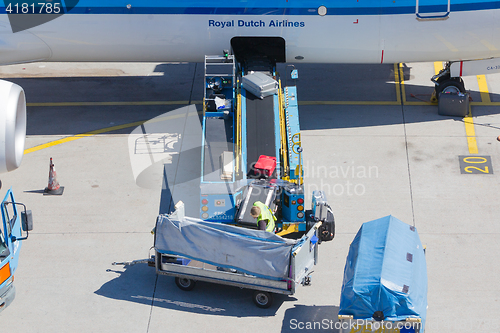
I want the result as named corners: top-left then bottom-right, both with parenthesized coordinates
top-left (477, 75), bottom-right (491, 103)
top-left (433, 61), bottom-right (479, 154)
top-left (398, 63), bottom-right (408, 104)
top-left (464, 111), bottom-right (476, 136)
top-left (394, 63), bottom-right (401, 104)
top-left (462, 74), bottom-right (491, 154)
top-left (26, 101), bottom-right (202, 107)
top-left (31, 99), bottom-right (496, 107)
top-left (24, 121), bottom-right (146, 154)
top-left (24, 111), bottom-right (201, 154)
top-left (464, 106), bottom-right (477, 155)
top-left (398, 63), bottom-right (436, 105)
top-left (463, 74), bottom-right (491, 154)
top-left (399, 62), bottom-right (437, 105)
top-left (24, 136), bottom-right (89, 154)
top-left (467, 137), bottom-right (479, 153)
top-left (470, 102), bottom-right (500, 106)
top-left (464, 104), bottom-right (479, 154)
top-left (404, 101), bottom-right (436, 106)
top-left (24, 65), bottom-right (498, 156)
top-left (299, 101), bottom-right (399, 106)
top-left (28, 100), bottom-right (411, 107)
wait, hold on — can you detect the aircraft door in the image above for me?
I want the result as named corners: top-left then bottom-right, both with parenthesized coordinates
top-left (416, 0), bottom-right (450, 20)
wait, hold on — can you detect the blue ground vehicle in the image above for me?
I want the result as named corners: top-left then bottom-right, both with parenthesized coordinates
top-left (0, 189), bottom-right (32, 312)
top-left (198, 54), bottom-right (335, 239)
top-left (338, 216), bottom-right (427, 333)
top-left (115, 53), bottom-right (336, 308)
top-left (155, 54), bottom-right (337, 307)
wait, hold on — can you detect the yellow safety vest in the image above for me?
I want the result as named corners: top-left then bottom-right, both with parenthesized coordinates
top-left (253, 201), bottom-right (276, 232)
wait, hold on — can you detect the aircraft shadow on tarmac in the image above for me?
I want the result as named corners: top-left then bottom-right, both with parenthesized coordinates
top-left (17, 62), bottom-right (204, 136)
top-left (10, 62), bottom-right (498, 137)
top-left (95, 264), bottom-right (297, 317)
top-left (292, 63), bottom-right (500, 132)
top-left (158, 155), bottom-right (203, 217)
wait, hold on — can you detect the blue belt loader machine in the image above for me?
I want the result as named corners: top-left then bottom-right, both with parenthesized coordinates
top-left (198, 54), bottom-right (335, 240)
top-left (114, 53), bottom-right (336, 308)
top-left (338, 215), bottom-right (427, 333)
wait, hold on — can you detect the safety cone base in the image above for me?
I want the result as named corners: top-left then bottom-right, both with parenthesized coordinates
top-left (44, 186), bottom-right (64, 195)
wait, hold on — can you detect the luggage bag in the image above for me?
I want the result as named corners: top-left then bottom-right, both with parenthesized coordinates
top-left (438, 92), bottom-right (469, 117)
top-left (253, 155), bottom-right (277, 178)
top-left (235, 180), bottom-right (278, 227)
top-left (242, 72), bottom-right (278, 99)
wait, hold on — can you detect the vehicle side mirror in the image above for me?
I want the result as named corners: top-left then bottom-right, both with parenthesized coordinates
top-left (21, 210), bottom-right (33, 231)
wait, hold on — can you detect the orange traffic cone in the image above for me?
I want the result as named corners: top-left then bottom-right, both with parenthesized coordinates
top-left (44, 157), bottom-right (64, 195)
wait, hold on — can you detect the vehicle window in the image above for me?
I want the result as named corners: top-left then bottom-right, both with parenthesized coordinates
top-left (0, 202), bottom-right (15, 259)
top-left (2, 202), bottom-right (16, 237)
top-left (0, 226), bottom-right (9, 259)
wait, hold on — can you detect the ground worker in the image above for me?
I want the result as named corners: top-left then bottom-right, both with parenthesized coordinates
top-left (250, 201), bottom-right (276, 232)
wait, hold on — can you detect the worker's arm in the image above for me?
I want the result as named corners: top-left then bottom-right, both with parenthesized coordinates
top-left (258, 220), bottom-right (267, 231)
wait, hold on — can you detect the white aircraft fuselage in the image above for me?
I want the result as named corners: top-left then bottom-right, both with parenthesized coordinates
top-left (0, 0), bottom-right (499, 65)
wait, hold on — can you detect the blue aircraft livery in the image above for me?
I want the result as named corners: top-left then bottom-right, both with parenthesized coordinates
top-left (2, 0), bottom-right (500, 16)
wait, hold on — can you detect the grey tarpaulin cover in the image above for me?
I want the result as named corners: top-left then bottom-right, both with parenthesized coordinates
top-left (154, 211), bottom-right (297, 280)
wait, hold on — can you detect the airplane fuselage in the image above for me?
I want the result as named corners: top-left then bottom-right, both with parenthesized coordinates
top-left (0, 0), bottom-right (499, 65)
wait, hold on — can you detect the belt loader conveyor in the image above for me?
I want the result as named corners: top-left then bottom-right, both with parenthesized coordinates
top-left (113, 54), bottom-right (336, 309)
top-left (199, 55), bottom-right (334, 238)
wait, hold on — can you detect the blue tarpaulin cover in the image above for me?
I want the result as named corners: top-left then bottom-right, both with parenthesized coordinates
top-left (339, 216), bottom-right (427, 328)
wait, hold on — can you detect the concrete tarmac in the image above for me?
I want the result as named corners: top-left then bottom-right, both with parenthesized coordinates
top-left (0, 61), bottom-right (499, 332)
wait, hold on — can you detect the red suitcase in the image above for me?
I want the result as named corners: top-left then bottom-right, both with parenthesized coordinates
top-left (253, 155), bottom-right (277, 178)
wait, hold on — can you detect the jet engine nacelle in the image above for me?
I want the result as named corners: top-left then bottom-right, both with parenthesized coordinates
top-left (0, 80), bottom-right (26, 174)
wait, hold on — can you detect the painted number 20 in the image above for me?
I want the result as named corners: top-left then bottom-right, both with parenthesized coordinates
top-left (459, 156), bottom-right (493, 175)
top-left (464, 165), bottom-right (489, 173)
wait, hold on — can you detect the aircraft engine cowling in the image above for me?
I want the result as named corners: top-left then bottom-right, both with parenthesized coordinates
top-left (0, 80), bottom-right (26, 174)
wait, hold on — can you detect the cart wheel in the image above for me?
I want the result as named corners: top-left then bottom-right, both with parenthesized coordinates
top-left (175, 277), bottom-right (196, 291)
top-left (252, 291), bottom-right (273, 308)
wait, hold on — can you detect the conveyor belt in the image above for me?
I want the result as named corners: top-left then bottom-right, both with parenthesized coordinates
top-left (203, 117), bottom-right (233, 182)
top-left (235, 180), bottom-right (278, 227)
top-left (245, 93), bottom-right (276, 175)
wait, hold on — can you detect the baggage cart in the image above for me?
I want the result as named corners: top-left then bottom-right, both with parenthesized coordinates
top-left (116, 202), bottom-right (322, 308)
top-left (338, 215), bottom-right (427, 333)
